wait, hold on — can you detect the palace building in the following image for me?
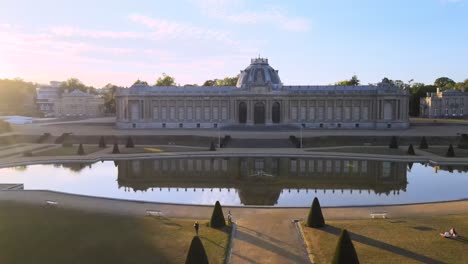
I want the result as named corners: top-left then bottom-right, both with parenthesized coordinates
top-left (116, 58), bottom-right (409, 129)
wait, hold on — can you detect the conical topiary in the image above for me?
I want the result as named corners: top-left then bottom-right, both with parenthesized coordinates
top-left (407, 144), bottom-right (415, 155)
top-left (209, 141), bottom-right (216, 151)
top-left (210, 201), bottom-right (226, 228)
top-left (389, 136), bottom-right (398, 149)
top-left (332, 229), bottom-right (359, 264)
top-left (407, 162), bottom-right (413, 171)
top-left (185, 236), bottom-right (209, 264)
top-left (99, 136), bottom-right (106, 148)
top-left (112, 143), bottom-right (120, 154)
top-left (306, 197), bottom-right (325, 228)
top-left (419, 136), bottom-right (428, 149)
top-left (126, 136), bottom-right (134, 148)
top-left (446, 144), bottom-right (455, 157)
top-left (77, 143), bottom-right (85, 155)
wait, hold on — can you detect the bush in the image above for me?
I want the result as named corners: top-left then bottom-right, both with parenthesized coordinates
top-left (210, 201), bottom-right (225, 228)
top-left (220, 135), bottom-right (231, 148)
top-left (112, 143), bottom-right (120, 154)
top-left (126, 136), bottom-right (134, 148)
top-left (289, 135), bottom-right (300, 148)
top-left (98, 136), bottom-right (106, 148)
top-left (77, 144), bottom-right (85, 155)
top-left (306, 197), bottom-right (325, 228)
top-left (185, 236), bottom-right (209, 264)
top-left (407, 144), bottom-right (415, 155)
top-left (446, 144), bottom-right (455, 157)
top-left (419, 136), bottom-right (428, 149)
top-left (209, 141), bottom-right (216, 151)
top-left (332, 229), bottom-right (359, 264)
top-left (389, 136), bottom-right (398, 149)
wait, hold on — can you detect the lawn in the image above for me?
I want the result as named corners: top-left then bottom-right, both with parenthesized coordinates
top-left (302, 215), bottom-right (468, 264)
top-left (33, 145), bottom-right (103, 156)
top-left (309, 146), bottom-right (415, 156)
top-left (0, 202), bottom-right (230, 264)
top-left (422, 146), bottom-right (468, 158)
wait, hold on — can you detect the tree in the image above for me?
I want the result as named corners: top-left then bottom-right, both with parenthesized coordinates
top-left (202, 76), bottom-right (239, 86)
top-left (98, 136), bottom-right (106, 148)
top-left (332, 229), bottom-right (359, 264)
top-left (133, 79), bottom-right (148, 86)
top-left (126, 136), bottom-right (134, 148)
top-left (102, 84), bottom-right (119, 113)
top-left (335, 75), bottom-right (360, 86)
top-left (381, 77), bottom-right (394, 86)
top-left (407, 144), bottom-right (415, 155)
top-left (112, 143), bottom-right (120, 154)
top-left (446, 144), bottom-right (455, 157)
top-left (419, 136), bottom-right (428, 149)
top-left (210, 201), bottom-right (226, 228)
top-left (202, 80), bottom-right (216, 86)
top-left (389, 136), bottom-right (398, 149)
top-left (155, 73), bottom-right (176, 86)
top-left (77, 143), bottom-right (85, 155)
top-left (185, 236), bottom-right (209, 264)
top-left (306, 197), bottom-right (325, 228)
top-left (0, 78), bottom-right (40, 116)
top-left (434, 77), bottom-right (455, 90)
top-left (60, 78), bottom-right (95, 94)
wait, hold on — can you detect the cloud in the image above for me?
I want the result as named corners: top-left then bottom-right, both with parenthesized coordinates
top-left (128, 13), bottom-right (238, 45)
top-left (50, 25), bottom-right (144, 39)
top-left (192, 0), bottom-right (311, 32)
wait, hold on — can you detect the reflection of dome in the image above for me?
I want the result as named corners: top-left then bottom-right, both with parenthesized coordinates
top-left (236, 58), bottom-right (282, 89)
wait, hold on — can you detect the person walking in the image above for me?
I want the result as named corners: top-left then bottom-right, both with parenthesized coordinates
top-left (194, 221), bottom-right (200, 236)
top-left (227, 210), bottom-right (233, 225)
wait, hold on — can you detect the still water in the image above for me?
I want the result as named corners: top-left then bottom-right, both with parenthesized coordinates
top-left (0, 157), bottom-right (467, 207)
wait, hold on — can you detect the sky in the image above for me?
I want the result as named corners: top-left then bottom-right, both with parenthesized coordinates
top-left (0, 0), bottom-right (467, 88)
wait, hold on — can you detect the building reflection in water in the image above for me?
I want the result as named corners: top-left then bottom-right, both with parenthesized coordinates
top-left (114, 157), bottom-right (409, 206)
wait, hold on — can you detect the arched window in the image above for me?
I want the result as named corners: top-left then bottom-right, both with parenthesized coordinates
top-left (254, 102), bottom-right (265, 124)
top-left (272, 102), bottom-right (280, 123)
top-left (239, 102), bottom-right (247, 124)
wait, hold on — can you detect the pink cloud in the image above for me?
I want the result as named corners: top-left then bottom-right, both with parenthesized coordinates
top-left (50, 25), bottom-right (144, 39)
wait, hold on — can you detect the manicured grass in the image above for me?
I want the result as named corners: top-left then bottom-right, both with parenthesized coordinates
top-left (302, 215), bottom-right (468, 264)
top-left (309, 147), bottom-right (414, 156)
top-left (0, 202), bottom-right (230, 264)
top-left (411, 118), bottom-right (468, 124)
top-left (422, 146), bottom-right (468, 158)
top-left (34, 145), bottom-right (102, 156)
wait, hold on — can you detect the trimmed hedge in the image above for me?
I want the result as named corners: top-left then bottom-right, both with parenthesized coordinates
top-left (389, 136), bottom-right (398, 149)
top-left (77, 144), bottom-right (85, 155)
top-left (210, 201), bottom-right (226, 228)
top-left (306, 197), bottom-right (325, 228)
top-left (446, 144), bottom-right (455, 157)
top-left (126, 136), bottom-right (134, 148)
top-left (419, 136), bottom-right (428, 149)
top-left (98, 136), bottom-right (106, 148)
top-left (209, 141), bottom-right (216, 151)
top-left (407, 144), bottom-right (415, 155)
top-left (185, 236), bottom-right (209, 264)
top-left (332, 229), bottom-right (359, 264)
top-left (112, 143), bottom-right (120, 154)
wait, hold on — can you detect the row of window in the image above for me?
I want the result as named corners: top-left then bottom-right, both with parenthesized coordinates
top-left (290, 106), bottom-right (370, 121)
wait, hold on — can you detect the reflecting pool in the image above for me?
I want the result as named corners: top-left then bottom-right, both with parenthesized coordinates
top-left (1, 157), bottom-right (467, 206)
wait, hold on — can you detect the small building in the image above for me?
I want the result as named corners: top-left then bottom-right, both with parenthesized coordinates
top-left (420, 88), bottom-right (467, 119)
top-left (53, 89), bottom-right (104, 117)
top-left (36, 82), bottom-right (60, 116)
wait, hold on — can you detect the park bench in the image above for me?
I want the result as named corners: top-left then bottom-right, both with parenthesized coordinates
top-left (45, 200), bottom-right (58, 206)
top-left (146, 209), bottom-right (162, 217)
top-left (370, 211), bottom-right (388, 219)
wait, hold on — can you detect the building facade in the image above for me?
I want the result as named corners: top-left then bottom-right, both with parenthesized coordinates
top-left (116, 58), bottom-right (410, 129)
top-left (53, 89), bottom-right (104, 117)
top-left (36, 82), bottom-right (61, 116)
top-left (420, 88), bottom-right (467, 119)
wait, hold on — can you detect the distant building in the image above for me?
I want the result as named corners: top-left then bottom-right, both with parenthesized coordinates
top-left (420, 88), bottom-right (467, 119)
top-left (36, 82), bottom-right (60, 116)
top-left (53, 89), bottom-right (104, 117)
top-left (116, 58), bottom-right (409, 129)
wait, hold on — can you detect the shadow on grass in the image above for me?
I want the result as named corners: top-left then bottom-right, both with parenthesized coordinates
top-left (412, 226), bottom-right (435, 231)
top-left (323, 225), bottom-right (444, 264)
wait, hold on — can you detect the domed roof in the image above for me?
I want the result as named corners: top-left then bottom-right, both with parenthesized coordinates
top-left (236, 58), bottom-right (282, 89)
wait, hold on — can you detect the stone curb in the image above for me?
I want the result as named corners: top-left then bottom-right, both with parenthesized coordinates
top-left (296, 221), bottom-right (315, 264)
top-left (225, 222), bottom-right (236, 264)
